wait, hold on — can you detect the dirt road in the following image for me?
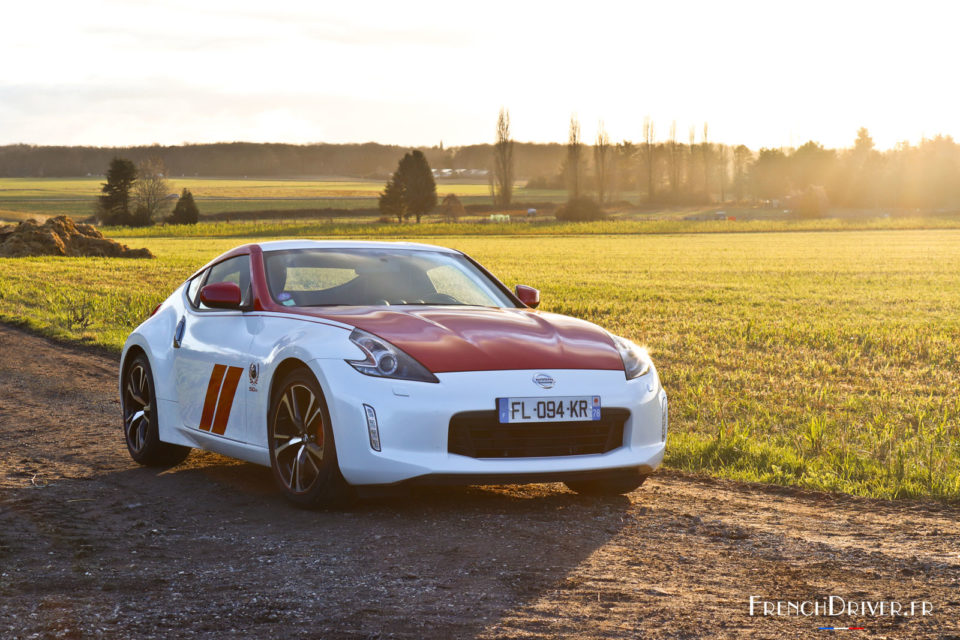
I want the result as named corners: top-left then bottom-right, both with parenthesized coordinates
top-left (0, 323), bottom-right (957, 639)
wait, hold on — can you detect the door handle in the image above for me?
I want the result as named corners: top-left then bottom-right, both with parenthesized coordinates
top-left (173, 317), bottom-right (186, 348)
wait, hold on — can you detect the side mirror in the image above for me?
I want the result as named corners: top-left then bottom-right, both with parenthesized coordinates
top-left (200, 281), bottom-right (242, 310)
top-left (515, 284), bottom-right (540, 309)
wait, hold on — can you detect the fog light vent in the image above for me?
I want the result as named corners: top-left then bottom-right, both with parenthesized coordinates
top-left (363, 404), bottom-right (381, 451)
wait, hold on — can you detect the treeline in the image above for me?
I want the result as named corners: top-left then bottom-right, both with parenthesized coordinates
top-left (0, 141), bottom-right (565, 181)
top-left (4, 129), bottom-right (960, 212)
top-left (582, 127), bottom-right (960, 211)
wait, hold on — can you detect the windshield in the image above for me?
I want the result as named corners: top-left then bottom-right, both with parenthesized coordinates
top-left (263, 248), bottom-right (518, 308)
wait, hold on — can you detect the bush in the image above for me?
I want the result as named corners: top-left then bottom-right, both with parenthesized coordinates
top-left (796, 185), bottom-right (829, 219)
top-left (555, 197), bottom-right (605, 222)
top-left (168, 189), bottom-right (200, 225)
top-left (130, 206), bottom-right (154, 227)
top-left (440, 193), bottom-right (465, 222)
top-left (526, 174), bottom-right (564, 190)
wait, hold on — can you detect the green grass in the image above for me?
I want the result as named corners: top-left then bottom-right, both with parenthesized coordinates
top-left (101, 214), bottom-right (960, 239)
top-left (0, 177), bottom-right (571, 220)
top-left (2, 227), bottom-right (959, 500)
top-left (0, 176), bottom-right (499, 198)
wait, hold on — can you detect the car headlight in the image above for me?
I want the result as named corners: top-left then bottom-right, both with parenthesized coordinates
top-left (346, 329), bottom-right (439, 383)
top-left (611, 334), bottom-right (652, 380)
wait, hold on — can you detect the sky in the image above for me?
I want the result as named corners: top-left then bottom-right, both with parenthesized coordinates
top-left (2, 0), bottom-right (959, 150)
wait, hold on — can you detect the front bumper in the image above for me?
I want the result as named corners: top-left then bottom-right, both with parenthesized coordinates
top-left (311, 361), bottom-right (668, 486)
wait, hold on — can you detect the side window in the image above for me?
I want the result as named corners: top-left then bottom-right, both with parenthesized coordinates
top-left (185, 271), bottom-right (207, 308)
top-left (198, 255), bottom-right (252, 310)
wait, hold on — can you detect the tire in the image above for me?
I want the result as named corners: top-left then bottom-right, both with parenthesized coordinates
top-left (564, 471), bottom-right (648, 496)
top-left (122, 353), bottom-right (190, 466)
top-left (268, 368), bottom-right (352, 508)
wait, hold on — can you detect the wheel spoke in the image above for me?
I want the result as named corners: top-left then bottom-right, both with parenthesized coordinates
top-left (126, 409), bottom-right (144, 427)
top-left (305, 441), bottom-right (324, 464)
top-left (279, 390), bottom-right (295, 424)
top-left (293, 446), bottom-right (307, 491)
top-left (290, 387), bottom-right (304, 425)
top-left (296, 444), bottom-right (319, 487)
top-left (125, 409), bottom-right (147, 450)
top-left (126, 383), bottom-right (147, 408)
top-left (303, 448), bottom-right (320, 474)
top-left (287, 451), bottom-right (298, 490)
top-left (304, 402), bottom-right (322, 431)
top-left (136, 420), bottom-right (147, 450)
top-left (301, 390), bottom-right (315, 428)
top-left (274, 436), bottom-right (303, 456)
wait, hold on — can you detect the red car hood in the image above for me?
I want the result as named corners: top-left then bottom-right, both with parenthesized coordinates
top-left (296, 306), bottom-right (624, 373)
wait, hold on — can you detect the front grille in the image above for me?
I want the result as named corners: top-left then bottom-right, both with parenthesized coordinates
top-left (448, 409), bottom-right (629, 458)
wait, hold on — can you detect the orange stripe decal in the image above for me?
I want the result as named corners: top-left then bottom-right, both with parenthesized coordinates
top-left (210, 366), bottom-right (243, 435)
top-left (200, 364), bottom-right (227, 431)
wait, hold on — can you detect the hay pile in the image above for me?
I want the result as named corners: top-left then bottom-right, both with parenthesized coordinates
top-left (0, 216), bottom-right (153, 258)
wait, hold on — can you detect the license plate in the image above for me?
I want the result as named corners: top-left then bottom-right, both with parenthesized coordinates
top-left (497, 396), bottom-right (601, 423)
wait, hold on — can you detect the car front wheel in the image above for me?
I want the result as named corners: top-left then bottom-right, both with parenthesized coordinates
top-left (268, 368), bottom-right (352, 507)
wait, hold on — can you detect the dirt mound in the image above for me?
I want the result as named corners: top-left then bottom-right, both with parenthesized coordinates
top-left (0, 216), bottom-right (153, 258)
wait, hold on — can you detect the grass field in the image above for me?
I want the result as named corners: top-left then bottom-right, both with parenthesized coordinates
top-left (1, 226), bottom-right (958, 500)
top-left (0, 177), bottom-right (572, 220)
top-left (97, 215), bottom-right (960, 238)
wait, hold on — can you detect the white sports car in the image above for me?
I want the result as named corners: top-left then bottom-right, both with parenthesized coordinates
top-left (120, 240), bottom-right (667, 505)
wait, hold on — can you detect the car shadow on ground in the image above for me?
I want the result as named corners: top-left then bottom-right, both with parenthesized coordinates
top-left (1, 452), bottom-right (637, 638)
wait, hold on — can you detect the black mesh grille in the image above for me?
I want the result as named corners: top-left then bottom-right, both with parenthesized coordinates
top-left (448, 409), bottom-right (629, 458)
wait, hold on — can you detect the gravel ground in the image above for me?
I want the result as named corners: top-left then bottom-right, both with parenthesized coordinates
top-left (0, 323), bottom-right (957, 639)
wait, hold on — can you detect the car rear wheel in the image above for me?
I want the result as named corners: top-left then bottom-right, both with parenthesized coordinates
top-left (268, 368), bottom-right (352, 508)
top-left (564, 471), bottom-right (648, 496)
top-left (122, 353), bottom-right (190, 466)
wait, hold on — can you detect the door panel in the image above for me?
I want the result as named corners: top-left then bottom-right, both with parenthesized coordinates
top-left (174, 313), bottom-right (253, 439)
top-left (174, 254), bottom-right (255, 441)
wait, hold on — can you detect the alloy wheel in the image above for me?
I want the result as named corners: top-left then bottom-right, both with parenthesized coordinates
top-left (271, 383), bottom-right (326, 494)
top-left (123, 363), bottom-right (151, 453)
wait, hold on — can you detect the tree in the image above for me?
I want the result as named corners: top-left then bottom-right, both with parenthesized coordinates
top-left (853, 127), bottom-right (875, 156)
top-left (379, 174), bottom-right (406, 223)
top-left (168, 188), bottom-right (199, 224)
top-left (566, 115), bottom-right (583, 199)
top-left (391, 150), bottom-right (437, 223)
top-left (132, 157), bottom-right (172, 226)
top-left (492, 108), bottom-right (514, 208)
top-left (440, 193), bottom-right (465, 222)
top-left (716, 144), bottom-right (729, 203)
top-left (846, 127), bottom-right (882, 208)
top-left (688, 125), bottom-right (698, 196)
top-left (97, 157), bottom-right (137, 225)
top-left (791, 141), bottom-right (835, 189)
top-left (750, 148), bottom-right (789, 199)
top-left (702, 123), bottom-right (712, 201)
top-left (732, 145), bottom-right (752, 201)
top-left (666, 121), bottom-right (681, 198)
top-left (641, 117), bottom-right (656, 202)
top-left (613, 140), bottom-right (637, 201)
top-left (594, 121), bottom-right (611, 206)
